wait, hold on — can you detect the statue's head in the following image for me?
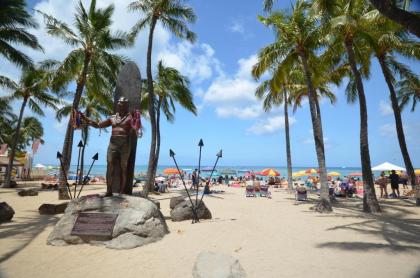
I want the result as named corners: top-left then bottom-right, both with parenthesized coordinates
top-left (117, 97), bottom-right (129, 114)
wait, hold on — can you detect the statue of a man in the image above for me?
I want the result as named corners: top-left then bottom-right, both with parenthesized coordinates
top-left (82, 97), bottom-right (142, 196)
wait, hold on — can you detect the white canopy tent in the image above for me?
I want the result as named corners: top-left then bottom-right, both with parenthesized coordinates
top-left (34, 163), bottom-right (46, 169)
top-left (372, 162), bottom-right (406, 171)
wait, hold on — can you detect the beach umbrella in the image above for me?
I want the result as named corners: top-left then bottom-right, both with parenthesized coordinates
top-left (260, 168), bottom-right (280, 176)
top-left (305, 168), bottom-right (319, 174)
top-left (163, 168), bottom-right (181, 175)
top-left (155, 176), bottom-right (166, 182)
top-left (371, 162), bottom-right (406, 171)
top-left (348, 172), bottom-right (363, 177)
top-left (415, 169), bottom-right (420, 175)
top-left (328, 171), bottom-right (341, 177)
top-left (293, 171), bottom-right (306, 177)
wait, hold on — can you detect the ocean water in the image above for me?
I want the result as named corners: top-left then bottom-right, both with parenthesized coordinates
top-left (66, 165), bottom-right (364, 178)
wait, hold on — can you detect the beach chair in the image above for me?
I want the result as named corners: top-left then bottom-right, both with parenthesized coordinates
top-left (245, 185), bottom-right (256, 197)
top-left (295, 186), bottom-right (307, 201)
top-left (260, 185), bottom-right (271, 198)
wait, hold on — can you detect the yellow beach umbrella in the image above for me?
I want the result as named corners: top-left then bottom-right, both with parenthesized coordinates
top-left (328, 171), bottom-right (341, 177)
top-left (292, 172), bottom-right (303, 177)
top-left (415, 169), bottom-right (420, 175)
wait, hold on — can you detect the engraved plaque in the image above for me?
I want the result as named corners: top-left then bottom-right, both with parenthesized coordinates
top-left (71, 213), bottom-right (118, 239)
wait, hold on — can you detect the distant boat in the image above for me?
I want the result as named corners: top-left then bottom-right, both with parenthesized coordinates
top-left (201, 167), bottom-right (214, 172)
top-left (238, 169), bottom-right (251, 173)
top-left (219, 168), bottom-right (237, 175)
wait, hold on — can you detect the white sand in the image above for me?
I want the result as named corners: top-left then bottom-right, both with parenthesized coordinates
top-left (1, 184), bottom-right (419, 278)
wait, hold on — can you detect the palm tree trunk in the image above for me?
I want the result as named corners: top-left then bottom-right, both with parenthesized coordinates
top-left (3, 97), bottom-right (28, 188)
top-left (79, 126), bottom-right (88, 185)
top-left (299, 51), bottom-right (331, 212)
top-left (345, 40), bottom-right (380, 213)
top-left (377, 55), bottom-right (419, 206)
top-left (369, 0), bottom-right (420, 38)
top-left (153, 97), bottom-right (162, 177)
top-left (283, 91), bottom-right (293, 191)
top-left (58, 51), bottom-right (91, 199)
top-left (143, 16), bottom-right (158, 198)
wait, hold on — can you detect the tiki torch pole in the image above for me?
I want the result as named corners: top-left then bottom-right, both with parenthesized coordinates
top-left (197, 150), bottom-right (222, 209)
top-left (196, 139), bottom-right (204, 207)
top-left (77, 153), bottom-right (98, 198)
top-left (170, 149), bottom-right (199, 223)
top-left (57, 151), bottom-right (72, 199)
top-left (75, 140), bottom-right (84, 196)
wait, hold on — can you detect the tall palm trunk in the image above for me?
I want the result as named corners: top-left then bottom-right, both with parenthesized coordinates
top-left (153, 97), bottom-right (162, 178)
top-left (3, 97), bottom-right (28, 188)
top-left (283, 91), bottom-right (293, 191)
top-left (58, 52), bottom-right (91, 199)
top-left (377, 55), bottom-right (419, 206)
top-left (78, 123), bottom-right (89, 185)
top-left (299, 51), bottom-right (331, 212)
top-left (143, 16), bottom-right (158, 197)
top-left (345, 40), bottom-right (380, 213)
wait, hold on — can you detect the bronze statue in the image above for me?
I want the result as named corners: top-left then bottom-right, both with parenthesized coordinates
top-left (82, 97), bottom-right (142, 196)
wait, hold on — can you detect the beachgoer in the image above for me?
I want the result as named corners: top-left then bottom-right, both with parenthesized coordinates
top-left (375, 171), bottom-right (389, 198)
top-left (389, 170), bottom-right (400, 198)
top-left (159, 181), bottom-right (167, 193)
top-left (191, 169), bottom-right (197, 190)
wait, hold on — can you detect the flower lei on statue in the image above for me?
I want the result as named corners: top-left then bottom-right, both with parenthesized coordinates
top-left (131, 109), bottom-right (142, 137)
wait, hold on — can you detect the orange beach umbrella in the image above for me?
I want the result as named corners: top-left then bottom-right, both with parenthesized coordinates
top-left (305, 168), bottom-right (319, 174)
top-left (260, 168), bottom-right (280, 176)
top-left (163, 168), bottom-right (181, 175)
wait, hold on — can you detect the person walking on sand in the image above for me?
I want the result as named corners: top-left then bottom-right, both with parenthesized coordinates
top-left (389, 170), bottom-right (400, 198)
top-left (191, 169), bottom-right (198, 190)
top-left (375, 171), bottom-right (389, 198)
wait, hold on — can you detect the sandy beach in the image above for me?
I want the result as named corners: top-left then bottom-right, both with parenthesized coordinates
top-left (1, 184), bottom-right (419, 278)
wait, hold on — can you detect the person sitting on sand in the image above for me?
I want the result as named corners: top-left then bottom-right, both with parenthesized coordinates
top-left (375, 172), bottom-right (389, 198)
top-left (253, 177), bottom-right (261, 193)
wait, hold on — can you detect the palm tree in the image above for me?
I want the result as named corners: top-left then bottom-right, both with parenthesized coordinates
top-left (1, 66), bottom-right (59, 188)
top-left (38, 0), bottom-right (131, 199)
top-left (253, 70), bottom-right (294, 191)
top-left (369, 0), bottom-right (420, 38)
top-left (0, 0), bottom-right (43, 68)
top-left (0, 97), bottom-right (16, 146)
top-left (253, 1), bottom-right (332, 212)
top-left (129, 0), bottom-right (196, 196)
top-left (16, 116), bottom-right (44, 152)
top-left (315, 0), bottom-right (381, 213)
top-left (152, 61), bottom-right (196, 181)
top-left (398, 76), bottom-right (420, 112)
top-left (362, 16), bottom-right (420, 206)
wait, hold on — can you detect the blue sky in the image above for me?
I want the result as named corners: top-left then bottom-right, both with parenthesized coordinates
top-left (1, 0), bottom-right (419, 168)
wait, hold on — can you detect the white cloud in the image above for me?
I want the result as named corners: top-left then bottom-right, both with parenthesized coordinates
top-left (379, 100), bottom-right (393, 116)
top-left (247, 116), bottom-right (297, 135)
top-left (201, 54), bottom-right (262, 120)
top-left (229, 21), bottom-right (245, 34)
top-left (216, 105), bottom-right (262, 120)
top-left (157, 42), bottom-right (222, 84)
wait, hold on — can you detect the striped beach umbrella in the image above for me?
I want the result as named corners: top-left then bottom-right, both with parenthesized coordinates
top-left (261, 168), bottom-right (280, 176)
top-left (328, 171), bottom-right (341, 177)
top-left (305, 168), bottom-right (319, 174)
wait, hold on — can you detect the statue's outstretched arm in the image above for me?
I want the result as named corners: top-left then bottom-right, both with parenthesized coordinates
top-left (82, 114), bottom-right (112, 129)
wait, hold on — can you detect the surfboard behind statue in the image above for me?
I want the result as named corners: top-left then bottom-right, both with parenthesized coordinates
top-left (113, 62), bottom-right (142, 194)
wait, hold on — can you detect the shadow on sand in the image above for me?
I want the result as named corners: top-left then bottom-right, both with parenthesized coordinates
top-left (0, 214), bottom-right (59, 264)
top-left (315, 198), bottom-right (420, 255)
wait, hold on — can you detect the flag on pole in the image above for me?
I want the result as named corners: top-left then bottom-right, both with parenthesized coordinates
top-left (32, 139), bottom-right (41, 154)
top-left (0, 144), bottom-right (7, 155)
